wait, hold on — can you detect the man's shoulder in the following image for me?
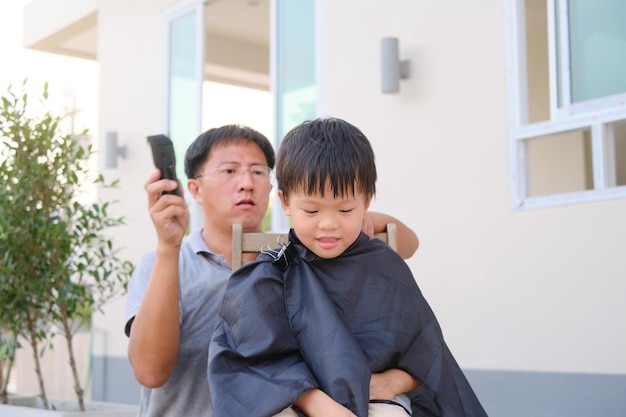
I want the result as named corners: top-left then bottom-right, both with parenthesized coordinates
top-left (348, 233), bottom-right (403, 260)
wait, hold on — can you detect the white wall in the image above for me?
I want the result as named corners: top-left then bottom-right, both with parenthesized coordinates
top-left (93, 0), bottom-right (179, 360)
top-left (320, 0), bottom-right (626, 375)
top-left (14, 333), bottom-right (92, 400)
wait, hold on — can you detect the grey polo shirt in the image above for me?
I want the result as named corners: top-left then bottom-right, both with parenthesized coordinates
top-left (125, 229), bottom-right (231, 417)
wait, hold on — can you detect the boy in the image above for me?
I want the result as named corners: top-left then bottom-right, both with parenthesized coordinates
top-left (208, 118), bottom-right (487, 417)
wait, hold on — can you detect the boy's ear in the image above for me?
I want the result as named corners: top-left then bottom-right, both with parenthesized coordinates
top-left (364, 193), bottom-right (373, 210)
top-left (278, 189), bottom-right (291, 216)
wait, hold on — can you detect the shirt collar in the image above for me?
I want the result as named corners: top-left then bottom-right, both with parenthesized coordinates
top-left (188, 228), bottom-right (212, 255)
top-left (187, 228), bottom-right (231, 268)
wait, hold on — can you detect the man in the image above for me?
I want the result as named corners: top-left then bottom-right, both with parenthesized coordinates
top-left (125, 125), bottom-right (419, 416)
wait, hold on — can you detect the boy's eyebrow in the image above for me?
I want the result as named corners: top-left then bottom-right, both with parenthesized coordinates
top-left (298, 195), bottom-right (359, 203)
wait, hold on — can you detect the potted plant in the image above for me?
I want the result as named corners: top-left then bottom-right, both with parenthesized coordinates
top-left (0, 80), bottom-right (135, 414)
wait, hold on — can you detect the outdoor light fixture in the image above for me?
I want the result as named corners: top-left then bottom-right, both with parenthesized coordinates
top-left (105, 131), bottom-right (127, 168)
top-left (381, 37), bottom-right (411, 94)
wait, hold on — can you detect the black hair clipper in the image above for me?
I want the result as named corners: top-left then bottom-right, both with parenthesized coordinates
top-left (147, 134), bottom-right (181, 196)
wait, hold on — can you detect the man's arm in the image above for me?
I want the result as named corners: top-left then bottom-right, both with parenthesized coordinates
top-left (364, 211), bottom-right (419, 259)
top-left (127, 170), bottom-right (189, 388)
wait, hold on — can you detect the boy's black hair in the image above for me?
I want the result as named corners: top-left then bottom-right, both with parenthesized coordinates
top-left (276, 117), bottom-right (377, 198)
top-left (184, 124), bottom-right (275, 179)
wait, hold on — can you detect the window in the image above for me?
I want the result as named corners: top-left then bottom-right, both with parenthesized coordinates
top-left (273, 0), bottom-right (317, 230)
top-left (162, 0), bottom-right (317, 231)
top-left (167, 7), bottom-right (202, 182)
top-left (506, 0), bottom-right (626, 208)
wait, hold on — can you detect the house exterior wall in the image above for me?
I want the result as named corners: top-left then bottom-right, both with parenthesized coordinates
top-left (90, 0), bottom-right (180, 404)
top-left (318, 1), bottom-right (626, 415)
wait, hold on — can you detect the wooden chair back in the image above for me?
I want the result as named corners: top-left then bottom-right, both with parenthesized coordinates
top-left (231, 222), bottom-right (397, 270)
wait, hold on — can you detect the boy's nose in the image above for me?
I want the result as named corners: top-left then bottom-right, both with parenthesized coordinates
top-left (318, 215), bottom-right (338, 230)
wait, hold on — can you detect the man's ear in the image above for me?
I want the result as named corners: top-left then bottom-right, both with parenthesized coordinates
top-left (278, 189), bottom-right (291, 216)
top-left (187, 179), bottom-right (202, 203)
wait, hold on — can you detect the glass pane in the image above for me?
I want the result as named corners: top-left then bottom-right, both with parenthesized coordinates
top-left (169, 11), bottom-right (200, 180)
top-left (569, 0), bottom-right (626, 102)
top-left (202, 0), bottom-right (271, 228)
top-left (276, 0), bottom-right (316, 138)
top-left (526, 128), bottom-right (593, 196)
top-left (607, 120), bottom-right (626, 186)
top-left (202, 81), bottom-right (273, 230)
top-left (615, 133), bottom-right (626, 187)
top-left (274, 0), bottom-right (316, 230)
top-left (202, 82), bottom-right (272, 139)
top-left (524, 0), bottom-right (550, 123)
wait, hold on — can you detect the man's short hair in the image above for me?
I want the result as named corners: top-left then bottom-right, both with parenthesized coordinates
top-left (184, 124), bottom-right (275, 179)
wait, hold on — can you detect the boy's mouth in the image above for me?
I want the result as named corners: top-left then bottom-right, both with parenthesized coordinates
top-left (317, 237), bottom-right (339, 249)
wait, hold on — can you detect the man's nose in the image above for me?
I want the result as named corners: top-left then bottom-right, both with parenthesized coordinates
top-left (237, 169), bottom-right (255, 189)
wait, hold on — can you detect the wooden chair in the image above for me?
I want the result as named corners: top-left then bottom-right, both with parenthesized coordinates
top-left (231, 222), bottom-right (397, 270)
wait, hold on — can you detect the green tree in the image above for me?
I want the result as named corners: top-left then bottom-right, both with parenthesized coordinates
top-left (0, 80), bottom-right (134, 410)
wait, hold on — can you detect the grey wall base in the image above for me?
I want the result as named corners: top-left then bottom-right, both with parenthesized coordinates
top-left (91, 356), bottom-right (140, 405)
top-left (466, 369), bottom-right (626, 417)
top-left (92, 356), bottom-right (626, 416)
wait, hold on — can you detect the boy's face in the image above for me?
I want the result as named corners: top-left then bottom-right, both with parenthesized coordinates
top-left (279, 184), bottom-right (371, 259)
top-left (188, 141), bottom-right (272, 234)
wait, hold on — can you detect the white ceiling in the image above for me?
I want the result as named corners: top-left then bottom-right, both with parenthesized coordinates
top-left (27, 0), bottom-right (269, 60)
top-left (205, 0), bottom-right (269, 46)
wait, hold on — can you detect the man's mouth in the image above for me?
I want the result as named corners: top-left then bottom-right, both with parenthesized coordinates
top-left (235, 198), bottom-right (255, 207)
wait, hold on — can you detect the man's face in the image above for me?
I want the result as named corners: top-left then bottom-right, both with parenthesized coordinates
top-left (189, 141), bottom-right (272, 233)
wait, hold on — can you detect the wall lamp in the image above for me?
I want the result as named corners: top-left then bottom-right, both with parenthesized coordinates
top-left (381, 37), bottom-right (411, 94)
top-left (105, 131), bottom-right (127, 168)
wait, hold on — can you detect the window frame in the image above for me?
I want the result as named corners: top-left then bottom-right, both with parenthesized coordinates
top-left (160, 0), bottom-right (205, 231)
top-left (505, 0), bottom-right (626, 209)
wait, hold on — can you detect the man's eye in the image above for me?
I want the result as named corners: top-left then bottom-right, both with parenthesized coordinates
top-left (222, 168), bottom-right (237, 175)
top-left (251, 166), bottom-right (270, 177)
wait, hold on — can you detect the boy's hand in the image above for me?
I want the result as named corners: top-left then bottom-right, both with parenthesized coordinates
top-left (370, 371), bottom-right (398, 400)
top-left (370, 369), bottom-right (420, 400)
top-left (294, 388), bottom-right (356, 417)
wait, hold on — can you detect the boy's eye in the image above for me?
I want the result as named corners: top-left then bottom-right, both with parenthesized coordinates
top-left (303, 209), bottom-right (318, 214)
top-left (339, 208), bottom-right (354, 213)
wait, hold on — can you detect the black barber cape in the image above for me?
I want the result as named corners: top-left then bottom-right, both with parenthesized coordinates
top-left (208, 230), bottom-right (487, 417)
